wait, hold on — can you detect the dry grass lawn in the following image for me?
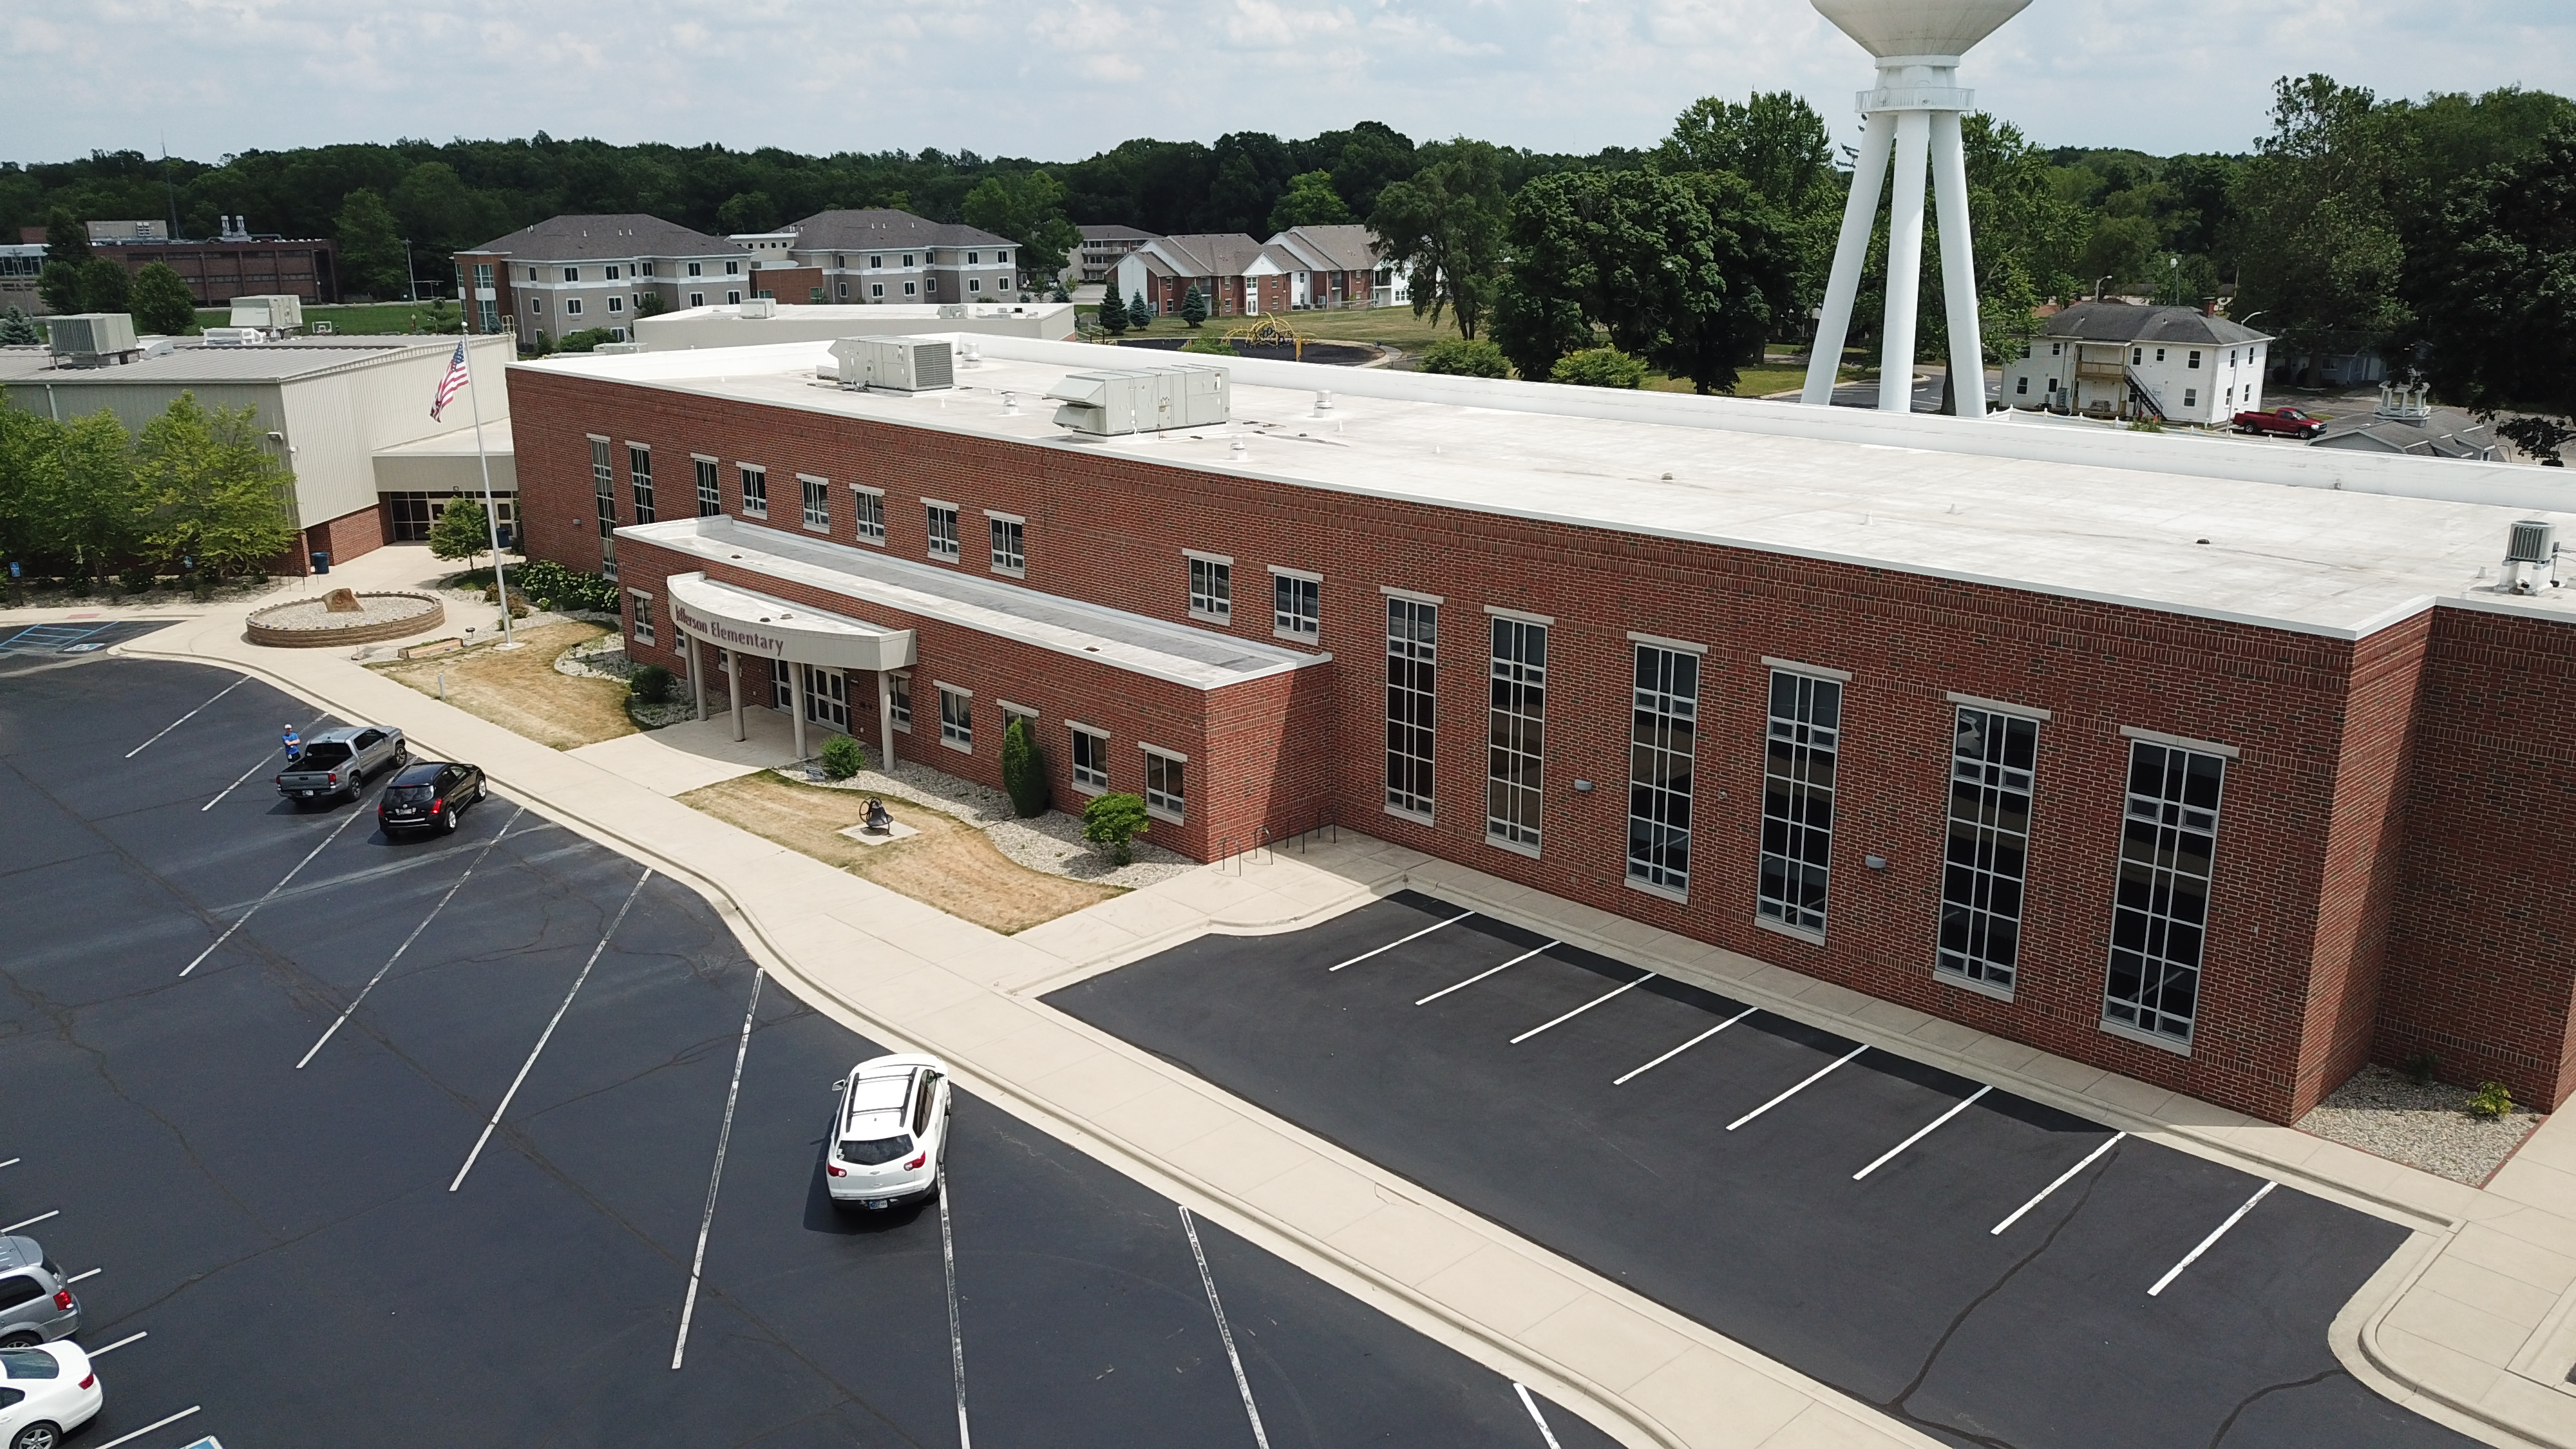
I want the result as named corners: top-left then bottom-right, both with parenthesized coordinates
top-left (679, 772), bottom-right (1121, 934)
top-left (371, 621), bottom-right (636, 750)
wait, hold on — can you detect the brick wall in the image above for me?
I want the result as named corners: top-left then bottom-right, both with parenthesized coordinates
top-left (507, 365), bottom-right (2576, 1122)
top-left (301, 502), bottom-right (386, 573)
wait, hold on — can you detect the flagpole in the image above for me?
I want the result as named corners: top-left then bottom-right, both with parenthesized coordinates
top-left (459, 336), bottom-right (518, 650)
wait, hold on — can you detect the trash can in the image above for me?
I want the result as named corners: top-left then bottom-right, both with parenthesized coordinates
top-left (310, 551), bottom-right (330, 575)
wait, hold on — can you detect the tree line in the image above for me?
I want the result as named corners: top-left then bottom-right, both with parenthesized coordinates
top-left (0, 393), bottom-right (300, 584)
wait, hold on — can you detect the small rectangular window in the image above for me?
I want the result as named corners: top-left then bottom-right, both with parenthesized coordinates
top-left (739, 465), bottom-right (768, 517)
top-left (870, 283), bottom-right (884, 299)
top-left (926, 503), bottom-right (960, 560)
top-left (989, 515), bottom-right (1025, 574)
top-left (641, 261), bottom-right (656, 278)
top-left (2184, 388), bottom-right (2199, 408)
top-left (695, 457), bottom-right (720, 516)
top-left (889, 673), bottom-right (912, 730)
top-left (565, 298), bottom-right (583, 316)
top-left (726, 290), bottom-right (741, 305)
top-left (629, 590), bottom-right (656, 646)
top-left (1188, 554), bottom-right (1231, 622)
top-left (607, 295), bottom-right (623, 313)
top-left (1070, 725), bottom-right (1110, 792)
top-left (903, 281), bottom-right (917, 296)
top-left (852, 486), bottom-right (885, 543)
top-left (627, 445), bottom-right (654, 524)
top-left (1142, 748), bottom-right (1186, 821)
top-left (2016, 377), bottom-right (2029, 395)
top-left (903, 253), bottom-right (915, 267)
top-left (2188, 350), bottom-right (2202, 369)
top-left (869, 254), bottom-right (883, 269)
top-left (725, 260), bottom-right (741, 275)
top-left (967, 251), bottom-right (980, 264)
top-left (688, 261), bottom-right (704, 277)
top-left (688, 291), bottom-right (705, 307)
top-left (938, 687), bottom-right (972, 752)
top-left (801, 475), bottom-right (829, 532)
top-left (605, 265), bottom-right (620, 281)
top-left (1272, 570), bottom-right (1320, 641)
top-left (837, 281), bottom-right (848, 299)
top-left (1759, 670), bottom-right (1841, 935)
top-left (563, 267), bottom-right (579, 283)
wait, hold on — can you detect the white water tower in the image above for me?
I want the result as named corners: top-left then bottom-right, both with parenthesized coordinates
top-left (1799, 0), bottom-right (2032, 416)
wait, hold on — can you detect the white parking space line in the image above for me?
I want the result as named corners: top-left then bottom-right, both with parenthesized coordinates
top-left (1510, 971), bottom-right (1658, 1045)
top-left (449, 867), bottom-right (651, 1193)
top-left (65, 1268), bottom-right (100, 1285)
top-left (202, 714), bottom-right (330, 812)
top-left (1415, 942), bottom-right (1560, 1005)
top-left (940, 1166), bottom-right (974, 1449)
top-left (88, 1331), bottom-right (147, 1356)
top-left (3, 1210), bottom-right (59, 1233)
top-left (1512, 1382), bottom-right (1564, 1449)
top-left (1613, 1006), bottom-right (1758, 1086)
top-left (1991, 1131), bottom-right (2128, 1235)
top-left (1727, 1044), bottom-right (1869, 1131)
top-left (93, 1406), bottom-right (199, 1449)
top-left (124, 677), bottom-right (245, 758)
top-left (180, 803), bottom-right (372, 976)
top-left (2148, 1181), bottom-right (2277, 1297)
top-left (0, 1158), bottom-right (17, 1169)
top-left (671, 970), bottom-right (763, 1371)
top-left (1328, 911), bottom-right (1475, 972)
top-left (1180, 1205), bottom-right (1272, 1449)
top-left (299, 806), bottom-right (527, 1070)
top-left (1853, 1085), bottom-right (1993, 1180)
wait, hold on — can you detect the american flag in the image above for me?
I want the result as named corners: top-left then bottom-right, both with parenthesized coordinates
top-left (430, 342), bottom-right (470, 420)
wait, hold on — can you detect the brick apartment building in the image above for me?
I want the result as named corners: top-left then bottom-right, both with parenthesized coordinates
top-left (1112, 225), bottom-right (1408, 317)
top-left (20, 220), bottom-right (341, 308)
top-left (502, 336), bottom-right (2576, 1130)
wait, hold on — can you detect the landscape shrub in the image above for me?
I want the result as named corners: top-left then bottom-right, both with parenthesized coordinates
top-left (1549, 347), bottom-right (1648, 389)
top-left (2468, 1081), bottom-right (2514, 1120)
top-left (1419, 337), bottom-right (1511, 378)
top-left (1082, 792), bottom-right (1150, 865)
top-left (1179, 331), bottom-right (1233, 355)
top-left (820, 734), bottom-right (867, 779)
top-left (1001, 715), bottom-right (1048, 817)
top-left (119, 566), bottom-right (155, 594)
top-left (630, 664), bottom-right (672, 704)
top-left (512, 558), bottom-right (620, 612)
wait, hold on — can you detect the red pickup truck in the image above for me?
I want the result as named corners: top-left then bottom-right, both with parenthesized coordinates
top-left (2231, 406), bottom-right (2327, 439)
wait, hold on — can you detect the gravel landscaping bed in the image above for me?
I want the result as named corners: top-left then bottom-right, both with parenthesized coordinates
top-left (2297, 1065), bottom-right (2543, 1186)
top-left (773, 756), bottom-right (1194, 889)
top-left (554, 631), bottom-right (693, 728)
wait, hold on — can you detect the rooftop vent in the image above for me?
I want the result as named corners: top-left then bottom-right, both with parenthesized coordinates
top-left (1046, 366), bottom-right (1230, 437)
top-left (2506, 519), bottom-right (2559, 596)
top-left (830, 336), bottom-right (954, 392)
top-left (43, 312), bottom-right (140, 366)
top-left (738, 297), bottom-right (777, 319)
top-left (202, 327), bottom-right (267, 347)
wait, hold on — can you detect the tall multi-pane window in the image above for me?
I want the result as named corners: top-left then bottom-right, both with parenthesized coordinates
top-left (1939, 708), bottom-right (2037, 992)
top-left (938, 687), bottom-right (972, 750)
top-left (628, 446), bottom-right (654, 524)
top-left (739, 466), bottom-right (767, 517)
top-left (1385, 597), bottom-right (1437, 818)
top-left (889, 673), bottom-right (912, 730)
top-left (1486, 616), bottom-right (1546, 851)
top-left (1273, 571), bottom-right (1320, 642)
top-left (590, 439), bottom-right (616, 536)
top-left (2105, 740), bottom-right (2226, 1047)
top-left (1628, 645), bottom-right (1699, 895)
top-left (1070, 726), bottom-right (1109, 791)
top-left (927, 503), bottom-right (961, 560)
top-left (694, 457), bottom-right (721, 516)
top-left (853, 488), bottom-right (886, 542)
top-left (800, 475), bottom-right (829, 531)
top-left (989, 516), bottom-right (1025, 574)
top-left (1188, 555), bottom-right (1231, 621)
top-left (1142, 748), bottom-right (1186, 820)
top-left (1759, 670), bottom-right (1841, 934)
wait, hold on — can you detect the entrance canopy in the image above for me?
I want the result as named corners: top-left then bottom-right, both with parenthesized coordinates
top-left (666, 571), bottom-right (917, 672)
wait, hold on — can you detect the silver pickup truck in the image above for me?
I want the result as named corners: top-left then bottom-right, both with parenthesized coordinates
top-left (276, 725), bottom-right (408, 804)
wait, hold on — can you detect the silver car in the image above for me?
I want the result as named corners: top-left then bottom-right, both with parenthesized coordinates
top-left (0, 1237), bottom-right (79, 1347)
top-left (275, 724), bottom-right (408, 804)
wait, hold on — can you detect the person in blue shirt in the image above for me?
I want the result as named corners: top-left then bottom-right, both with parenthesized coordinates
top-left (281, 723), bottom-right (302, 762)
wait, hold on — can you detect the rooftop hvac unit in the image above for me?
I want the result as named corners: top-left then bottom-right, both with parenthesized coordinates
top-left (2507, 519), bottom-right (2556, 565)
top-left (43, 312), bottom-right (139, 365)
top-left (829, 336), bottom-right (954, 392)
top-left (228, 294), bottom-right (303, 332)
top-left (594, 340), bottom-right (642, 355)
top-left (1046, 366), bottom-right (1230, 437)
top-left (738, 297), bottom-right (777, 319)
top-left (937, 305), bottom-right (969, 319)
top-left (203, 327), bottom-right (266, 347)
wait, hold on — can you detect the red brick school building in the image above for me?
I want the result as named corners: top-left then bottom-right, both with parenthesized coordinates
top-left (504, 336), bottom-right (2576, 1130)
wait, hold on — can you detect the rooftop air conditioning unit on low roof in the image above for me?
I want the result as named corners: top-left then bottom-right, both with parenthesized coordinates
top-left (1046, 365), bottom-right (1229, 437)
top-left (229, 294), bottom-right (303, 332)
top-left (829, 336), bottom-right (954, 392)
top-left (203, 327), bottom-right (265, 347)
top-left (43, 312), bottom-right (140, 366)
top-left (739, 297), bottom-right (777, 319)
top-left (2506, 518), bottom-right (2560, 596)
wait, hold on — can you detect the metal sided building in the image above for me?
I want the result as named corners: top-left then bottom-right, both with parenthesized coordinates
top-left (503, 335), bottom-right (2576, 1130)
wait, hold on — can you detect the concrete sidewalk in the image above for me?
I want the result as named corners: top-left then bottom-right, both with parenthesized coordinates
top-left (85, 556), bottom-right (2575, 1449)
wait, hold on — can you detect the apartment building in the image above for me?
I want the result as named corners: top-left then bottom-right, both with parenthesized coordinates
top-left (777, 211), bottom-right (1023, 305)
top-left (455, 215), bottom-right (752, 346)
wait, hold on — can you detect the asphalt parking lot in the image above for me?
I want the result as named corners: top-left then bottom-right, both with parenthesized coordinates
top-left (1050, 891), bottom-right (2484, 1449)
top-left (1, 656), bottom-right (1618, 1448)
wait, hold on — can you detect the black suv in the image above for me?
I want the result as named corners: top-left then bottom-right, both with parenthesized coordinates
top-left (377, 761), bottom-right (489, 837)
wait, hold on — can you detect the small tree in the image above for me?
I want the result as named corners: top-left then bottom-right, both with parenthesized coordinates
top-left (129, 263), bottom-right (198, 335)
top-left (1127, 291), bottom-right (1153, 332)
top-left (77, 259), bottom-right (129, 314)
top-left (0, 308), bottom-right (37, 346)
top-left (630, 664), bottom-right (673, 705)
top-left (1001, 715), bottom-right (1048, 817)
top-left (37, 261), bottom-right (82, 315)
top-left (633, 292), bottom-right (670, 319)
top-left (427, 496), bottom-right (493, 569)
top-left (1549, 346), bottom-right (1649, 389)
top-left (1096, 293), bottom-right (1129, 336)
top-left (1180, 331), bottom-right (1233, 355)
top-left (1180, 285), bottom-right (1208, 328)
top-left (1419, 337), bottom-right (1510, 377)
top-left (1050, 281), bottom-right (1071, 303)
top-left (133, 393), bottom-right (297, 578)
top-left (820, 734), bottom-right (867, 779)
top-left (556, 327), bottom-right (621, 352)
top-left (1082, 792), bottom-right (1151, 865)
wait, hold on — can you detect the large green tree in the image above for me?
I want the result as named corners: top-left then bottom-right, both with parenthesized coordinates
top-left (29, 411), bottom-right (142, 582)
top-left (76, 258), bottom-right (129, 314)
top-left (335, 186), bottom-right (410, 299)
top-left (2228, 75), bottom-right (2413, 382)
top-left (133, 393), bottom-right (296, 575)
top-left (129, 261), bottom-right (198, 334)
top-left (43, 207), bottom-right (90, 269)
top-left (1267, 170), bottom-right (1352, 232)
top-left (960, 169), bottom-right (1082, 284)
top-left (2407, 123), bottom-right (2576, 459)
top-left (1367, 138), bottom-right (1509, 339)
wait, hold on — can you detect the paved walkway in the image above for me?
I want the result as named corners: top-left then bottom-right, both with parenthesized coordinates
top-left (42, 544), bottom-right (2573, 1449)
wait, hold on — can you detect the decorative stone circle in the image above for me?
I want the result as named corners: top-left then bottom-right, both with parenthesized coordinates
top-left (246, 590), bottom-right (446, 648)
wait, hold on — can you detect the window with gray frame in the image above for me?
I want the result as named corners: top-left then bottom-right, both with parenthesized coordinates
top-left (1628, 645), bottom-right (1698, 894)
top-left (990, 516), bottom-right (1025, 574)
top-left (695, 458), bottom-right (720, 516)
top-left (1759, 670), bottom-right (1840, 933)
top-left (628, 446), bottom-right (654, 524)
top-left (590, 439), bottom-right (616, 538)
top-left (853, 489), bottom-right (885, 542)
top-left (1189, 556), bottom-right (1231, 621)
top-left (1486, 617), bottom-right (1546, 850)
top-left (1143, 748), bottom-right (1185, 820)
top-left (889, 673), bottom-right (911, 730)
top-left (801, 475), bottom-right (829, 531)
top-left (927, 504), bottom-right (960, 560)
top-left (1274, 573), bottom-right (1319, 641)
top-left (2105, 740), bottom-right (2225, 1046)
top-left (939, 687), bottom-right (972, 749)
top-left (739, 465), bottom-right (766, 517)
top-left (1385, 598), bottom-right (1437, 817)
top-left (1070, 726), bottom-right (1108, 791)
top-left (1939, 708), bottom-right (2037, 992)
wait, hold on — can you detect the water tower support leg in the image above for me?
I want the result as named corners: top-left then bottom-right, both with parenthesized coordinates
top-left (1801, 110), bottom-right (1895, 406)
top-left (1930, 109), bottom-right (1986, 417)
top-left (1879, 109), bottom-right (1933, 413)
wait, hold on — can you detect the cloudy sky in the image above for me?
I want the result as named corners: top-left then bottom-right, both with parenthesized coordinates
top-left (14, 0), bottom-right (2571, 166)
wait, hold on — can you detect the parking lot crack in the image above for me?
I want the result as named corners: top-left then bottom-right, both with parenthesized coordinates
top-left (2201, 1367), bottom-right (2347, 1448)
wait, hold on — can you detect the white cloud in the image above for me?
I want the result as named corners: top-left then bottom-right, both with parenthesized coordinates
top-left (12, 0), bottom-right (2570, 168)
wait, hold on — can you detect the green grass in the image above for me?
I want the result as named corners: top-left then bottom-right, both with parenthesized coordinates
top-left (189, 301), bottom-right (464, 336)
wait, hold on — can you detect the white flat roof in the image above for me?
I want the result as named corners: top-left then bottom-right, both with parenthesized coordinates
top-left (533, 337), bottom-right (2576, 640)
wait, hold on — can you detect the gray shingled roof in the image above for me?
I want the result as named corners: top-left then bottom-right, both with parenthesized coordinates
top-left (1148, 232), bottom-right (1269, 278)
top-left (465, 214), bottom-right (742, 261)
top-left (1079, 223), bottom-right (1157, 241)
top-left (2314, 407), bottom-right (2497, 460)
top-left (2040, 300), bottom-right (2270, 346)
top-left (786, 210), bottom-right (1013, 252)
top-left (1271, 223), bottom-right (1381, 273)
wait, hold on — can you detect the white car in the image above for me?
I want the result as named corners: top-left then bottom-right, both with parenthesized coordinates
top-left (0, 1340), bottom-right (101, 1449)
top-left (826, 1054), bottom-right (952, 1210)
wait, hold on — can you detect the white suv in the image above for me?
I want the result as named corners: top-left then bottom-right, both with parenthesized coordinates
top-left (826, 1054), bottom-right (952, 1211)
top-left (0, 1340), bottom-right (102, 1449)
